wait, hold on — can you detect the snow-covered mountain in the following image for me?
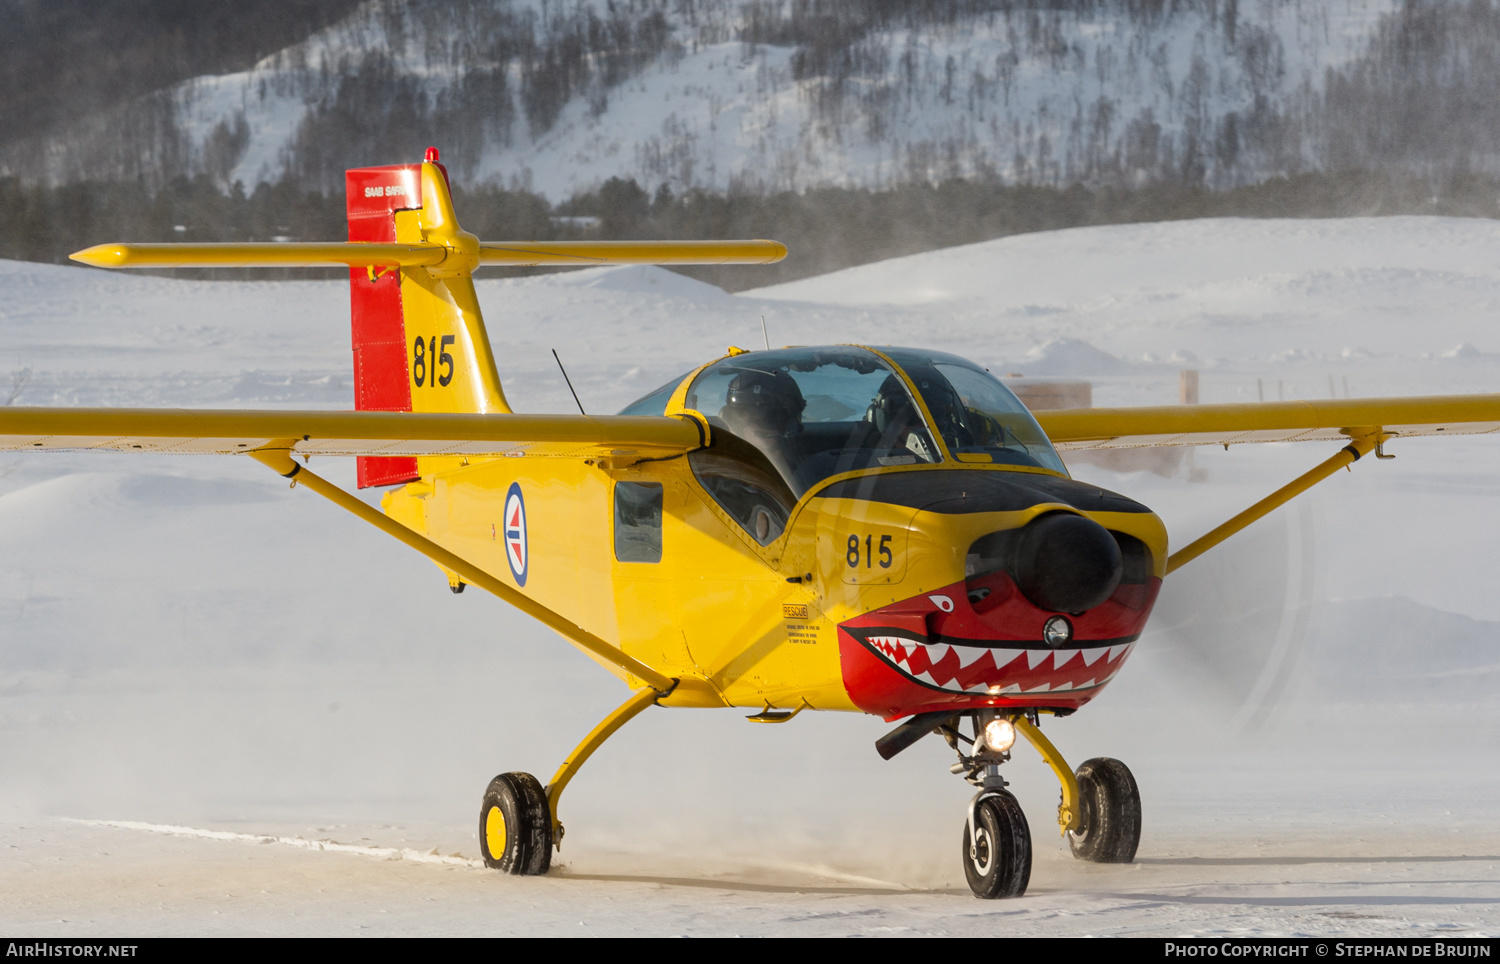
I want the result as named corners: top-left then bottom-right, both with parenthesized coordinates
top-left (21, 0), bottom-right (1500, 200)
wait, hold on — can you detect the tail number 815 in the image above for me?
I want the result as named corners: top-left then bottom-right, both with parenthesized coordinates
top-left (413, 335), bottom-right (456, 388)
top-left (846, 534), bottom-right (893, 569)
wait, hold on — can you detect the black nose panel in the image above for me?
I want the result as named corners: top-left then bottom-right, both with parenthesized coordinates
top-left (1012, 513), bottom-right (1123, 613)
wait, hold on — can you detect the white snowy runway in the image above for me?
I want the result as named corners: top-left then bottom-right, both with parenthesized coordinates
top-left (6, 801), bottom-right (1498, 937)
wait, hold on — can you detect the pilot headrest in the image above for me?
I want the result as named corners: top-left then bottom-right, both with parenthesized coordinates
top-left (723, 368), bottom-right (805, 437)
top-left (867, 374), bottom-right (921, 435)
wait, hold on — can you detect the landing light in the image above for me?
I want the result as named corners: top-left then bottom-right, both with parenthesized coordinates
top-left (981, 717), bottom-right (1016, 754)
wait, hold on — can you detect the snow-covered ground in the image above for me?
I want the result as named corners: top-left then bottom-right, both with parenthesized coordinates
top-left (1, 217), bottom-right (1498, 936)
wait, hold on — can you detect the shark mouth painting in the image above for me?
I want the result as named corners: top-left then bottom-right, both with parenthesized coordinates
top-left (853, 630), bottom-right (1134, 696)
top-left (837, 575), bottom-right (1157, 719)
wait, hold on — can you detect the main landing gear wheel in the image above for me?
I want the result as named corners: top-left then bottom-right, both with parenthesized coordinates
top-left (1067, 757), bottom-right (1141, 863)
top-left (962, 789), bottom-right (1032, 899)
top-left (479, 772), bottom-right (552, 875)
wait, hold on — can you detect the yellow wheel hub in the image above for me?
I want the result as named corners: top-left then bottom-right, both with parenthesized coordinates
top-left (485, 805), bottom-right (508, 858)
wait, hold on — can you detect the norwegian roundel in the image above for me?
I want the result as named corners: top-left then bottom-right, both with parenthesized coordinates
top-left (503, 482), bottom-right (528, 587)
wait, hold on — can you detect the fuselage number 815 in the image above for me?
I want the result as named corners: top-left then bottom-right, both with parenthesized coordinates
top-left (847, 533), bottom-right (893, 569)
top-left (413, 335), bottom-right (456, 388)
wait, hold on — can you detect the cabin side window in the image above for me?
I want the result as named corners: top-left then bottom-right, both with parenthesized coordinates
top-left (688, 432), bottom-right (796, 545)
top-left (614, 482), bottom-right (664, 563)
top-left (618, 374), bottom-right (691, 416)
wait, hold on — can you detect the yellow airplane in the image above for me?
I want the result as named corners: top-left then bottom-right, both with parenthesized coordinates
top-left (19, 148), bottom-right (1500, 898)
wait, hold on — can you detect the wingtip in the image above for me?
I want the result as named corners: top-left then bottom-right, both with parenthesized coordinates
top-left (70, 244), bottom-right (129, 268)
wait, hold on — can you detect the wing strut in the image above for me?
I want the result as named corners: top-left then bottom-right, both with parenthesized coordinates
top-left (1166, 434), bottom-right (1379, 574)
top-left (246, 442), bottom-right (677, 694)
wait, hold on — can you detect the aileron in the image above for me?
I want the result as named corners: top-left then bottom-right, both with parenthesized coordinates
top-left (1036, 394), bottom-right (1500, 449)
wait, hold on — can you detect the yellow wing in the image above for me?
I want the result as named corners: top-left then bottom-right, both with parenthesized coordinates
top-left (1035, 394), bottom-right (1500, 450)
top-left (0, 408), bottom-right (703, 460)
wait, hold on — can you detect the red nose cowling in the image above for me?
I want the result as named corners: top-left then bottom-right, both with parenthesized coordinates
top-left (838, 570), bottom-right (1160, 721)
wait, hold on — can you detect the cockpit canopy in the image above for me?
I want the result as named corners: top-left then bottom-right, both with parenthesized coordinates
top-left (620, 346), bottom-right (1067, 544)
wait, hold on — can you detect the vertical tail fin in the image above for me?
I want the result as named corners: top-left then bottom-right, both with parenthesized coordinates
top-left (344, 149), bottom-right (509, 487)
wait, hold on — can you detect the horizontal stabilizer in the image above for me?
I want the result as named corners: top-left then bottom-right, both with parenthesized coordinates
top-left (71, 240), bottom-right (787, 270)
top-left (1037, 394), bottom-right (1500, 450)
top-left (0, 408), bottom-right (703, 460)
top-left (476, 240), bottom-right (787, 266)
top-left (71, 243), bottom-right (447, 269)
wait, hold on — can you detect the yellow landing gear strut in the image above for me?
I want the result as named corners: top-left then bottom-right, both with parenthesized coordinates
top-left (544, 686), bottom-right (666, 848)
top-left (1012, 714), bottom-right (1081, 836)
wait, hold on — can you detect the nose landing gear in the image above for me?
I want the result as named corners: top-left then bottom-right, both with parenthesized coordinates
top-left (943, 711), bottom-right (1034, 898)
top-left (930, 710), bottom-right (1142, 898)
top-left (962, 774), bottom-right (1032, 898)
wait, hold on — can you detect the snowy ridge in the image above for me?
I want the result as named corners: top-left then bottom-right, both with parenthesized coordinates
top-left (15, 0), bottom-right (1417, 197)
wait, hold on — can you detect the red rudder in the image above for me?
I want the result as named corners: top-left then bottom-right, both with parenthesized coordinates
top-left (345, 164), bottom-right (422, 487)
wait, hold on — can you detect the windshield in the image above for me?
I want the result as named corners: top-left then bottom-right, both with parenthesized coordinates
top-left (881, 348), bottom-right (1067, 474)
top-left (685, 347), bottom-right (940, 542)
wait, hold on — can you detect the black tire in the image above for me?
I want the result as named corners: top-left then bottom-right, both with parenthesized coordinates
top-left (478, 772), bottom-right (553, 875)
top-left (1067, 757), bottom-right (1141, 863)
top-left (962, 790), bottom-right (1032, 899)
